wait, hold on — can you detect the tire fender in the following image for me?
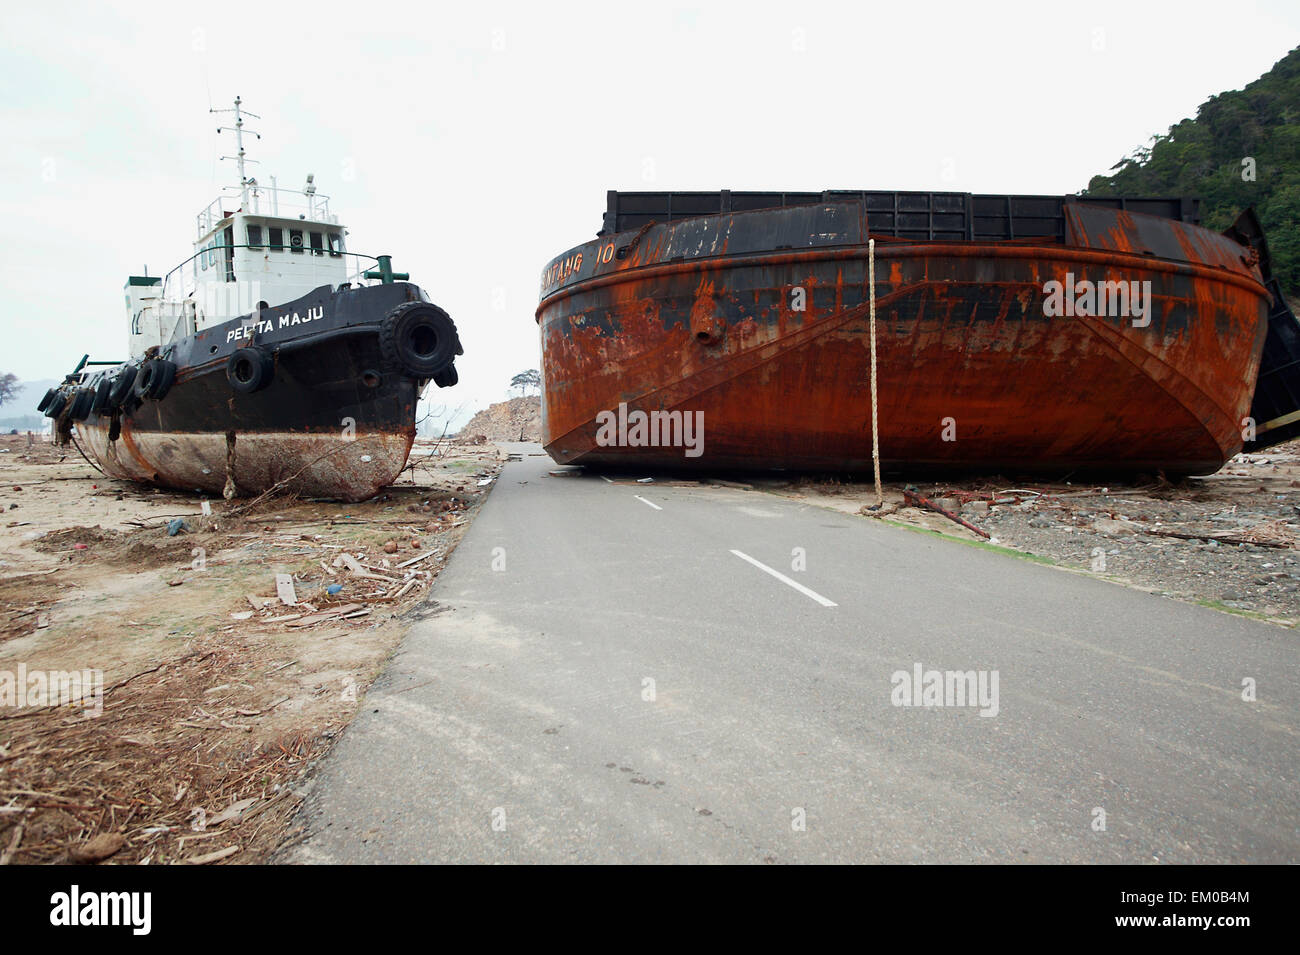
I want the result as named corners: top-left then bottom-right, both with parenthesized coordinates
top-left (379, 302), bottom-right (460, 378)
top-left (44, 392), bottom-right (67, 419)
top-left (89, 378), bottom-right (112, 417)
top-left (68, 389), bottom-right (95, 422)
top-left (108, 366), bottom-right (138, 409)
top-left (136, 359), bottom-right (178, 400)
top-left (226, 347), bottom-right (275, 394)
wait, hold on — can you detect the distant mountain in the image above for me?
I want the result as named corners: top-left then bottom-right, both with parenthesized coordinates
top-left (0, 377), bottom-right (58, 431)
top-left (1084, 45), bottom-right (1300, 301)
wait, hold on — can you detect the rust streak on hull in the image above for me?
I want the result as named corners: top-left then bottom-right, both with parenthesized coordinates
top-left (537, 204), bottom-right (1272, 476)
top-left (78, 421), bottom-right (414, 503)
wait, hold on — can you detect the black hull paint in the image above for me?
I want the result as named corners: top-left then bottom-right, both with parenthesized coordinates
top-left (55, 282), bottom-right (457, 502)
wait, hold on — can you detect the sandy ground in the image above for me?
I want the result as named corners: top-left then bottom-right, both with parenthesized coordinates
top-left (0, 431), bottom-right (502, 864)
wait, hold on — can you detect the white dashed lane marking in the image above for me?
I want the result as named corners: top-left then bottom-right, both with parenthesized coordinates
top-left (634, 495), bottom-right (662, 511)
top-left (729, 549), bottom-right (837, 607)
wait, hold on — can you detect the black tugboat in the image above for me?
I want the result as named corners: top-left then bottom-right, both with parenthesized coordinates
top-left (37, 99), bottom-right (461, 502)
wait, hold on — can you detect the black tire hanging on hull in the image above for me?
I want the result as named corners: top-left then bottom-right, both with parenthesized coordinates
top-left (68, 389), bottom-right (95, 422)
top-left (432, 364), bottom-right (459, 388)
top-left (380, 302), bottom-right (461, 378)
top-left (136, 359), bottom-right (178, 400)
top-left (90, 377), bottom-right (112, 416)
top-left (108, 367), bottom-right (137, 409)
top-left (43, 392), bottom-right (67, 418)
top-left (226, 347), bottom-right (275, 394)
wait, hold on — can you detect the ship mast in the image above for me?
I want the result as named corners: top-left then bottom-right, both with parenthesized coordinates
top-left (213, 96), bottom-right (260, 208)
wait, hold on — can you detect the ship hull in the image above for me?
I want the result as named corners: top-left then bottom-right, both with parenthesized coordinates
top-left (76, 326), bottom-right (419, 502)
top-left (53, 282), bottom-right (458, 502)
top-left (537, 201), bottom-right (1273, 476)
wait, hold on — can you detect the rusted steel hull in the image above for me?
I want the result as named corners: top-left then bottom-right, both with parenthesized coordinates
top-left (78, 426), bottom-right (414, 503)
top-left (51, 282), bottom-right (459, 502)
top-left (537, 198), bottom-right (1273, 476)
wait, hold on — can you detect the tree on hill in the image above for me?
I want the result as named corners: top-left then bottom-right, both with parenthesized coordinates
top-left (510, 369), bottom-right (541, 397)
top-left (0, 373), bottom-right (18, 408)
top-left (1084, 45), bottom-right (1300, 300)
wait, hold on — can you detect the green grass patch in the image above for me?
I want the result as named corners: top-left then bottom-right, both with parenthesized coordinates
top-left (876, 517), bottom-right (1059, 566)
top-left (1192, 598), bottom-right (1287, 625)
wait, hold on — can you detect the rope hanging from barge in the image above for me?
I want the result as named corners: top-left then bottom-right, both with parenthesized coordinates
top-left (869, 238), bottom-right (882, 507)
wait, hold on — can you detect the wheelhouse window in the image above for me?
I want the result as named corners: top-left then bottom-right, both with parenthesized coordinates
top-left (309, 231), bottom-right (324, 255)
top-left (289, 229), bottom-right (304, 254)
top-left (200, 247), bottom-right (207, 271)
top-left (268, 227), bottom-right (283, 251)
top-left (247, 224), bottom-right (263, 248)
top-left (327, 232), bottom-right (342, 257)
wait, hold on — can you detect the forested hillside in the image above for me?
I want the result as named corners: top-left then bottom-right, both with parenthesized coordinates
top-left (1084, 46), bottom-right (1300, 300)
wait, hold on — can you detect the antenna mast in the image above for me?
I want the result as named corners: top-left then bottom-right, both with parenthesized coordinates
top-left (213, 96), bottom-right (261, 208)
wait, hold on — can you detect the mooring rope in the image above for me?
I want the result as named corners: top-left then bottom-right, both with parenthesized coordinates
top-left (869, 238), bottom-right (883, 507)
top-left (70, 431), bottom-right (106, 476)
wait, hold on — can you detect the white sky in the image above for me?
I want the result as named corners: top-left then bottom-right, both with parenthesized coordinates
top-left (2, 1), bottom-right (1298, 426)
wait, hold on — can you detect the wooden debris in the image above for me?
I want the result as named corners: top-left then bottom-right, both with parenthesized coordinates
top-left (69, 832), bottom-right (126, 864)
top-left (205, 797), bottom-right (257, 827)
top-left (275, 574), bottom-right (298, 605)
top-left (186, 845), bottom-right (240, 865)
top-left (235, 697), bottom-right (289, 717)
top-left (0, 823), bottom-right (24, 865)
top-left (262, 613), bottom-right (304, 624)
top-left (286, 604), bottom-right (365, 628)
top-left (1141, 526), bottom-right (1292, 549)
top-left (333, 553), bottom-right (402, 582)
top-left (903, 488), bottom-right (992, 539)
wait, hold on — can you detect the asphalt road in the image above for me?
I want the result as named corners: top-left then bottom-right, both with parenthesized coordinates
top-left (284, 444), bottom-right (1299, 864)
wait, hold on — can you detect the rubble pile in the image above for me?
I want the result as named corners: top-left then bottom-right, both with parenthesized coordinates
top-left (229, 531), bottom-right (446, 631)
top-left (903, 447), bottom-right (1300, 620)
top-left (458, 396), bottom-right (541, 443)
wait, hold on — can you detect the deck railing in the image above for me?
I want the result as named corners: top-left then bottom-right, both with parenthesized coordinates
top-left (160, 246), bottom-right (392, 305)
top-left (195, 185), bottom-right (338, 238)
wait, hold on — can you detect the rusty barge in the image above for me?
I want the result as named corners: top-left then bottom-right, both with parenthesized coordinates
top-left (38, 100), bottom-right (461, 503)
top-left (536, 190), bottom-right (1300, 475)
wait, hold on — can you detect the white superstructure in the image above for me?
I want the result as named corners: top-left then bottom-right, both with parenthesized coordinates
top-left (126, 98), bottom-right (371, 359)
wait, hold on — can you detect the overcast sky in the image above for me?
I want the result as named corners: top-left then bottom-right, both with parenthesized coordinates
top-left (2, 1), bottom-right (1298, 426)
